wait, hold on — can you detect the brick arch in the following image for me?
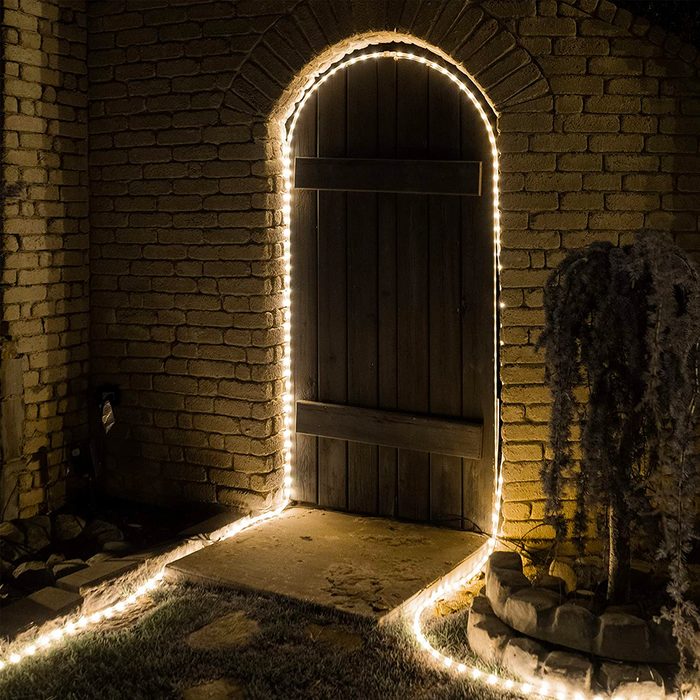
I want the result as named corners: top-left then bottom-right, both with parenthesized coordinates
top-left (221, 0), bottom-right (551, 120)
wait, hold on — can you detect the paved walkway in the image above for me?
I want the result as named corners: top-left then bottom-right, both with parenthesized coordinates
top-left (168, 507), bottom-right (486, 620)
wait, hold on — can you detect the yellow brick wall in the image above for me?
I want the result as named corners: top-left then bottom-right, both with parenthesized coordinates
top-left (1, 0), bottom-right (89, 518)
top-left (4, 0), bottom-right (699, 537)
top-left (84, 0), bottom-right (700, 531)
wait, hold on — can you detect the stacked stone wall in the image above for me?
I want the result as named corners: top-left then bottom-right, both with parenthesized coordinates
top-left (1, 0), bottom-right (89, 518)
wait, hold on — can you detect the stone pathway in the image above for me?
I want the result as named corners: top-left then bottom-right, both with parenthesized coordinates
top-left (182, 679), bottom-right (245, 700)
top-left (186, 611), bottom-right (260, 650)
top-left (304, 622), bottom-right (364, 651)
top-left (181, 609), bottom-right (364, 698)
top-left (181, 611), bottom-right (259, 698)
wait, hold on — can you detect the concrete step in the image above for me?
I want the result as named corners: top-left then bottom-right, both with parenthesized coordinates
top-left (167, 506), bottom-right (487, 622)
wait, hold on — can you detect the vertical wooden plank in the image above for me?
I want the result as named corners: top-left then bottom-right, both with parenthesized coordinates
top-left (396, 60), bottom-right (430, 521)
top-left (346, 59), bottom-right (379, 514)
top-left (461, 93), bottom-right (496, 533)
top-left (291, 92), bottom-right (318, 504)
top-left (427, 68), bottom-right (463, 529)
top-left (377, 58), bottom-right (398, 517)
top-left (317, 70), bottom-right (348, 510)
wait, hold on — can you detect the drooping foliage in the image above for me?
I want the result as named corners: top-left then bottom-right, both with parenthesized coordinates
top-left (537, 230), bottom-right (700, 678)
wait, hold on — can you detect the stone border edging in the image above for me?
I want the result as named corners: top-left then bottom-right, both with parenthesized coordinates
top-left (467, 589), bottom-right (668, 697)
top-left (0, 512), bottom-right (239, 645)
top-left (484, 552), bottom-right (677, 664)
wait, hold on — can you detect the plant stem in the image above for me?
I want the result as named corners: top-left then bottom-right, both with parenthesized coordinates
top-left (607, 494), bottom-right (630, 604)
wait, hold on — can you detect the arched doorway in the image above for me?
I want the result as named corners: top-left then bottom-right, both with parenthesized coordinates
top-left (287, 46), bottom-right (498, 533)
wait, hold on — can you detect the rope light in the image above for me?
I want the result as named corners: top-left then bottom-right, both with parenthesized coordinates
top-left (0, 47), bottom-right (674, 700)
top-left (0, 504), bottom-right (287, 673)
top-left (282, 47), bottom-right (502, 516)
top-left (282, 48), bottom-right (517, 698)
top-left (0, 47), bottom-right (509, 692)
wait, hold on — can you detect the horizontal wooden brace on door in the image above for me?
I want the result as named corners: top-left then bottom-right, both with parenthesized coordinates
top-left (294, 157), bottom-right (482, 195)
top-left (295, 400), bottom-right (483, 459)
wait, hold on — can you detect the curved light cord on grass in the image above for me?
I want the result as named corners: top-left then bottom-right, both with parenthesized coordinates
top-left (0, 47), bottom-right (505, 690)
top-left (4, 50), bottom-right (668, 700)
top-left (0, 503), bottom-right (289, 673)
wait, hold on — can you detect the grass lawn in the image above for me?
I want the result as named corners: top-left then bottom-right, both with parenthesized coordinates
top-left (0, 581), bottom-right (510, 699)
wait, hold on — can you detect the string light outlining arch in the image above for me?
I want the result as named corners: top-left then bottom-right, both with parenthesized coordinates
top-left (0, 45), bottom-right (510, 695)
top-left (2, 47), bottom-right (646, 700)
top-left (281, 47), bottom-right (514, 697)
top-left (279, 46), bottom-right (503, 520)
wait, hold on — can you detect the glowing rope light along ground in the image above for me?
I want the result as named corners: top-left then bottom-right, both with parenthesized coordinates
top-left (284, 48), bottom-right (513, 698)
top-left (0, 47), bottom-right (507, 692)
top-left (0, 505), bottom-right (287, 674)
top-left (0, 49), bottom-right (633, 700)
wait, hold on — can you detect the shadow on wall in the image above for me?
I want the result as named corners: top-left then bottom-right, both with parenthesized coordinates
top-left (615, 5), bottom-right (700, 259)
top-left (616, 0), bottom-right (700, 47)
top-left (661, 60), bottom-right (700, 266)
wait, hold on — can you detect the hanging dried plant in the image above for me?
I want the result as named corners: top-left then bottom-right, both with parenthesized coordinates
top-left (537, 230), bottom-right (700, 680)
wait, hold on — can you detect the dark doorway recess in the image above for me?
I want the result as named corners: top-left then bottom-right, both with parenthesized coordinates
top-left (290, 51), bottom-right (496, 533)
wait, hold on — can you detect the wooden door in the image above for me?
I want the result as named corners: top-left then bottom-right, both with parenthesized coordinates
top-left (290, 53), bottom-right (496, 532)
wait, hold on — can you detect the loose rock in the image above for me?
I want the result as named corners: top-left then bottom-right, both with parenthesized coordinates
top-left (0, 522), bottom-right (25, 563)
top-left (0, 522), bottom-right (23, 544)
top-left (0, 539), bottom-right (24, 564)
top-left (542, 650), bottom-right (594, 690)
top-left (12, 561), bottom-right (53, 590)
top-left (598, 662), bottom-right (665, 699)
top-left (595, 613), bottom-right (650, 661)
top-left (469, 595), bottom-right (498, 627)
top-left (467, 596), bottom-right (512, 664)
top-left (487, 551), bottom-right (523, 572)
top-left (53, 514), bottom-right (86, 542)
top-left (549, 559), bottom-right (577, 594)
top-left (83, 519), bottom-right (124, 546)
top-left (502, 637), bottom-right (545, 682)
top-left (20, 517), bottom-right (51, 553)
top-left (486, 566), bottom-right (530, 609)
top-left (550, 603), bottom-right (597, 653)
top-left (46, 553), bottom-right (65, 568)
top-left (503, 587), bottom-right (560, 636)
